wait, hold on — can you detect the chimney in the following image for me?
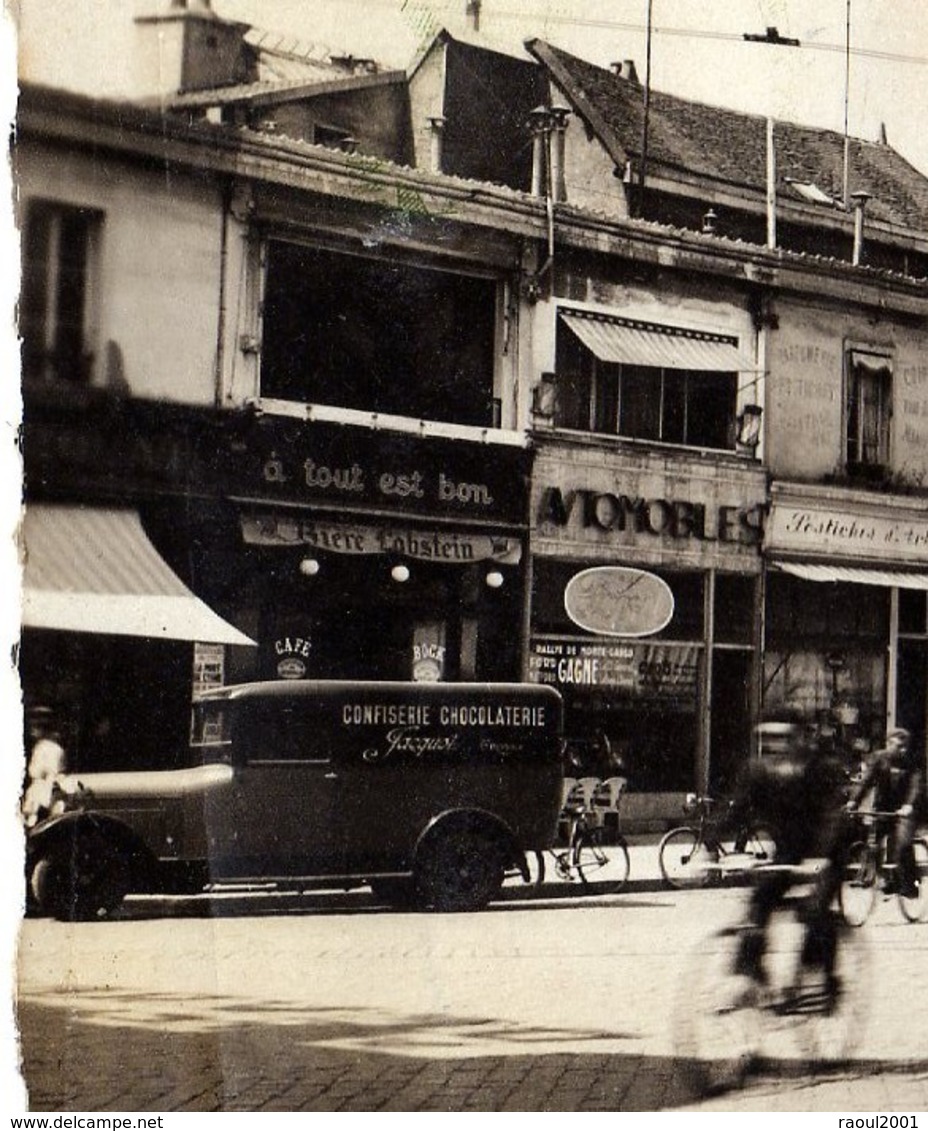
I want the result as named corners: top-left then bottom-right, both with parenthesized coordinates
top-left (428, 116), bottom-right (446, 174)
top-left (851, 190), bottom-right (871, 265)
top-left (528, 106), bottom-right (551, 197)
top-left (548, 106), bottom-right (571, 203)
top-left (466, 0), bottom-right (481, 32)
top-left (135, 0), bottom-right (254, 96)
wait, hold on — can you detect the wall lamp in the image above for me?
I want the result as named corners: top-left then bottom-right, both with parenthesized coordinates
top-left (485, 570), bottom-right (504, 589)
top-left (299, 557), bottom-right (320, 576)
top-left (736, 403), bottom-right (763, 450)
top-left (390, 563), bottom-right (411, 583)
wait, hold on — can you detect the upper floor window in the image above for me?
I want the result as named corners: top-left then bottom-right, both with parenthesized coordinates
top-left (553, 310), bottom-right (744, 451)
top-left (846, 350), bottom-right (892, 473)
top-left (260, 240), bottom-right (498, 428)
top-left (20, 200), bottom-right (102, 385)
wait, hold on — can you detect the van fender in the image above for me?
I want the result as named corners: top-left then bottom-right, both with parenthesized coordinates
top-left (28, 811), bottom-right (157, 888)
top-left (413, 808), bottom-right (521, 872)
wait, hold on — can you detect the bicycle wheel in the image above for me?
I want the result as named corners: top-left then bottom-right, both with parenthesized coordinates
top-left (785, 915), bottom-right (871, 1063)
top-left (898, 838), bottom-right (928, 923)
top-left (574, 829), bottom-right (630, 894)
top-left (659, 826), bottom-right (713, 889)
top-left (673, 926), bottom-right (757, 1095)
top-left (839, 841), bottom-right (877, 927)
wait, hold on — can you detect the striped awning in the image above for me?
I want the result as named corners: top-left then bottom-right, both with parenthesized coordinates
top-left (772, 561), bottom-right (928, 591)
top-left (21, 505), bottom-right (256, 644)
top-left (559, 310), bottom-right (755, 372)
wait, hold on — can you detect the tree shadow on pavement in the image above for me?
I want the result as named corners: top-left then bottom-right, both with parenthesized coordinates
top-left (16, 991), bottom-right (925, 1113)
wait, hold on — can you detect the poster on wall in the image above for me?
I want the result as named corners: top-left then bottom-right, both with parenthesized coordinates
top-left (528, 638), bottom-right (700, 705)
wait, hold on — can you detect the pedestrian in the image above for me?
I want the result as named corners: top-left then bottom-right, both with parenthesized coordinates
top-left (847, 727), bottom-right (923, 898)
top-left (21, 708), bottom-right (67, 828)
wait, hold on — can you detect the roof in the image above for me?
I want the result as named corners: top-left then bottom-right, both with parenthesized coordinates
top-left (527, 40), bottom-right (928, 234)
top-left (170, 24), bottom-right (399, 111)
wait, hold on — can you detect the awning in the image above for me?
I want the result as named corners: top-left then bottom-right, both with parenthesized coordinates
top-left (771, 561), bottom-right (928, 591)
top-left (21, 505), bottom-right (256, 645)
top-left (559, 310), bottom-right (755, 372)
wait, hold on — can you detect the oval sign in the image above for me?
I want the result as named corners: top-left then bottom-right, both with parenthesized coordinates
top-left (564, 567), bottom-right (674, 637)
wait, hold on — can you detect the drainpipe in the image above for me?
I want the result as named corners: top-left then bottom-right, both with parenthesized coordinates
top-left (428, 115), bottom-right (446, 174)
top-left (766, 117), bottom-right (777, 249)
top-left (851, 190), bottom-right (871, 265)
top-left (215, 179), bottom-right (232, 406)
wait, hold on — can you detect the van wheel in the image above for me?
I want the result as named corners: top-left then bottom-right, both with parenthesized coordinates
top-left (415, 827), bottom-right (504, 912)
top-left (33, 833), bottom-right (130, 922)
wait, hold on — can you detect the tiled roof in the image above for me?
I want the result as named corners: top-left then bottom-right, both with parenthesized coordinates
top-left (528, 41), bottom-right (928, 233)
top-left (170, 25), bottom-right (393, 109)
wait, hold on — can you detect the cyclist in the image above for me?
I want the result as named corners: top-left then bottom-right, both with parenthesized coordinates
top-left (726, 715), bottom-right (848, 1001)
top-left (846, 728), bottom-right (923, 898)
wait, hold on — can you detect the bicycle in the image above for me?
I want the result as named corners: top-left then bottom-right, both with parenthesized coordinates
top-left (658, 793), bottom-right (777, 889)
top-left (838, 809), bottom-right (928, 927)
top-left (523, 776), bottom-right (630, 895)
top-left (674, 862), bottom-right (871, 1095)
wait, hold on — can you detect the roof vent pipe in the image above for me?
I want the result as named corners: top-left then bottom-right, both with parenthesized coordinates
top-left (621, 59), bottom-right (640, 83)
top-left (851, 190), bottom-right (871, 265)
top-left (428, 116), bottom-right (445, 174)
top-left (528, 106), bottom-right (551, 197)
top-left (549, 105), bottom-right (571, 203)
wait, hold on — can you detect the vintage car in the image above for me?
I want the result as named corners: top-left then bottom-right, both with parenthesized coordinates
top-left (26, 680), bottom-right (564, 919)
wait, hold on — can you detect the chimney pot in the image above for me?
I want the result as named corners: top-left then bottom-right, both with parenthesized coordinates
top-left (621, 59), bottom-right (639, 83)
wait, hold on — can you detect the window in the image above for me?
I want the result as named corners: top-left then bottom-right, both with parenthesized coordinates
top-left (846, 350), bottom-right (892, 472)
top-left (554, 312), bottom-right (740, 450)
top-left (20, 200), bottom-right (101, 384)
top-left (260, 241), bottom-right (498, 427)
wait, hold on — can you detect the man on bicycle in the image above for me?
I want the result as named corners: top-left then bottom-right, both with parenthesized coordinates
top-left (726, 715), bottom-right (848, 1001)
top-left (847, 728), bottom-right (923, 898)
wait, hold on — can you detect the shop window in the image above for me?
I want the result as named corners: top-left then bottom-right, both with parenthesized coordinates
top-left (260, 241), bottom-right (498, 427)
top-left (899, 590), bottom-right (927, 636)
top-left (846, 350), bottom-right (891, 475)
top-left (20, 199), bottom-right (101, 384)
top-left (714, 574), bottom-right (756, 645)
top-left (554, 316), bottom-right (738, 450)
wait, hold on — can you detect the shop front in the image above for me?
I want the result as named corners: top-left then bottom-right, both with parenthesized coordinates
top-left (21, 393), bottom-right (530, 774)
top-left (528, 441), bottom-right (767, 829)
top-left (764, 482), bottom-right (928, 772)
top-left (173, 415), bottom-right (532, 689)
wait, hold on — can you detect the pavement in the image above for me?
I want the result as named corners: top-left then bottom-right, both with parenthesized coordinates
top-left (14, 833), bottom-right (928, 1115)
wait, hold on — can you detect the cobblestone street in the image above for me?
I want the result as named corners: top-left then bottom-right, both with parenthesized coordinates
top-left (14, 851), bottom-right (928, 1114)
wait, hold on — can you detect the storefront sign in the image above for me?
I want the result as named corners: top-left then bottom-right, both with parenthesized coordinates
top-left (273, 634), bottom-right (312, 680)
top-left (528, 639), bottom-right (699, 700)
top-left (539, 487), bottom-right (764, 545)
top-left (242, 515), bottom-right (522, 564)
top-left (228, 420), bottom-right (529, 526)
top-left (767, 501), bottom-right (928, 564)
top-left (564, 567), bottom-right (674, 637)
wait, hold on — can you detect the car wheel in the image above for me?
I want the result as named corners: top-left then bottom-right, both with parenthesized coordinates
top-left (415, 826), bottom-right (504, 912)
top-left (34, 832), bottom-right (130, 922)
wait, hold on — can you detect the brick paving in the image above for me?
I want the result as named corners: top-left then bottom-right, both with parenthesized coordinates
top-left (13, 841), bottom-right (928, 1114)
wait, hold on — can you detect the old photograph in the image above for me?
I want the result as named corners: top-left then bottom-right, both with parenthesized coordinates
top-left (8, 0), bottom-right (928, 1116)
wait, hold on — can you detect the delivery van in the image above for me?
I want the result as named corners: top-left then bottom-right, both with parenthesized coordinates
top-left (27, 681), bottom-right (564, 919)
